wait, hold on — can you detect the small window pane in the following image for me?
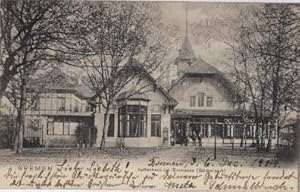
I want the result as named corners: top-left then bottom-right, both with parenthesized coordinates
top-left (207, 96), bottom-right (213, 107)
top-left (54, 122), bottom-right (64, 135)
top-left (64, 119), bottom-right (69, 135)
top-left (58, 97), bottom-right (66, 111)
top-left (47, 121), bottom-right (54, 135)
top-left (151, 115), bottom-right (161, 137)
top-left (198, 93), bottom-right (204, 107)
top-left (190, 96), bottom-right (196, 107)
top-left (120, 104), bottom-right (147, 137)
top-left (69, 122), bottom-right (78, 135)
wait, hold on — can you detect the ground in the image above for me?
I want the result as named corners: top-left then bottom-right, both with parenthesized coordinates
top-left (0, 145), bottom-right (296, 168)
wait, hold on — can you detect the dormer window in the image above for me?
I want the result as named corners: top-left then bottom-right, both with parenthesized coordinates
top-left (198, 93), bottom-right (204, 107)
top-left (207, 96), bottom-right (213, 107)
top-left (190, 96), bottom-right (196, 107)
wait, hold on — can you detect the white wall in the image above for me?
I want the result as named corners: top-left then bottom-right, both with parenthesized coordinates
top-left (170, 76), bottom-right (236, 111)
top-left (93, 75), bottom-right (174, 147)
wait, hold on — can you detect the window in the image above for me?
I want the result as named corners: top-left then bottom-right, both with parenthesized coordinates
top-left (74, 100), bottom-right (79, 112)
top-left (190, 96), bottom-right (196, 107)
top-left (198, 93), bottom-right (204, 107)
top-left (47, 120), bottom-right (54, 135)
top-left (54, 120), bottom-right (64, 135)
top-left (119, 105), bottom-right (147, 137)
top-left (202, 124), bottom-right (209, 137)
top-left (47, 117), bottom-right (81, 135)
top-left (151, 115), bottom-right (161, 137)
top-left (69, 121), bottom-right (78, 135)
top-left (207, 96), bottom-right (213, 107)
top-left (58, 97), bottom-right (66, 111)
top-left (107, 114), bottom-right (115, 137)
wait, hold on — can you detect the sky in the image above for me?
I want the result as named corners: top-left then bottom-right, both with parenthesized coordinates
top-left (158, 2), bottom-right (254, 72)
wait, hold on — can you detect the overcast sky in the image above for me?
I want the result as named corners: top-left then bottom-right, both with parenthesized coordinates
top-left (158, 2), bottom-right (255, 72)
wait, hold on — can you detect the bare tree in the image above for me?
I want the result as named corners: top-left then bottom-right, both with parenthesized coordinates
top-left (0, 0), bottom-right (86, 103)
top-left (80, 2), bottom-right (168, 149)
top-left (230, 4), bottom-right (299, 151)
top-left (5, 63), bottom-right (60, 153)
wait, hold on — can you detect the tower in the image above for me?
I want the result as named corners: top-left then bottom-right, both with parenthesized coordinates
top-left (175, 3), bottom-right (196, 76)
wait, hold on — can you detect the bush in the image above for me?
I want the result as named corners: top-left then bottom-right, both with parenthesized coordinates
top-left (0, 114), bottom-right (15, 149)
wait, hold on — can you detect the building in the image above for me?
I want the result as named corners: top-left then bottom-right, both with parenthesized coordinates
top-left (166, 30), bottom-right (278, 147)
top-left (23, 26), bottom-right (280, 149)
top-left (24, 70), bottom-right (96, 147)
top-left (24, 68), bottom-right (177, 148)
top-left (23, 35), bottom-right (280, 148)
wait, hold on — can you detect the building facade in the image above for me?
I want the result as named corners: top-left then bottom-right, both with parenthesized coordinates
top-left (167, 33), bottom-right (278, 147)
top-left (24, 70), bottom-right (177, 148)
top-left (23, 35), bottom-right (279, 149)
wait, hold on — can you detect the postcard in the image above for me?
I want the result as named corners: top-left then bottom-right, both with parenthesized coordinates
top-left (0, 0), bottom-right (298, 191)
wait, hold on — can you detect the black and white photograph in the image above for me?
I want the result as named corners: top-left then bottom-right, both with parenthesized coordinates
top-left (0, 0), bottom-right (298, 191)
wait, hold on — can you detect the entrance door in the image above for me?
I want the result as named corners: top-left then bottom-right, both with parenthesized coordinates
top-left (171, 120), bottom-right (188, 145)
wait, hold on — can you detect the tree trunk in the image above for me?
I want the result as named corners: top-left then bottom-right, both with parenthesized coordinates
top-left (261, 122), bottom-right (266, 151)
top-left (99, 106), bottom-right (110, 150)
top-left (255, 121), bottom-right (260, 151)
top-left (14, 76), bottom-right (27, 153)
top-left (0, 74), bottom-right (11, 107)
top-left (240, 124), bottom-right (245, 147)
top-left (14, 109), bottom-right (25, 153)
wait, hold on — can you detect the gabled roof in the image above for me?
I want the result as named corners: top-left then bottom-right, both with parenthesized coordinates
top-left (169, 33), bottom-right (242, 102)
top-left (167, 70), bottom-right (242, 103)
top-left (115, 65), bottom-right (178, 106)
top-left (142, 70), bottom-right (178, 106)
top-left (29, 68), bottom-right (94, 100)
top-left (89, 60), bottom-right (178, 106)
top-left (117, 91), bottom-right (150, 101)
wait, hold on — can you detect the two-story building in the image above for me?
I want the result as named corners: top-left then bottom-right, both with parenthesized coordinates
top-left (166, 32), bottom-right (278, 147)
top-left (24, 34), bottom-right (278, 149)
top-left (24, 67), bottom-right (177, 148)
top-left (24, 70), bottom-right (95, 147)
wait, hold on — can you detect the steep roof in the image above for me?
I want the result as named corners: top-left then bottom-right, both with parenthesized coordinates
top-left (31, 68), bottom-right (95, 99)
top-left (175, 31), bottom-right (218, 75)
top-left (88, 60), bottom-right (178, 106)
top-left (176, 35), bottom-right (196, 62)
top-left (170, 30), bottom-right (241, 102)
top-left (115, 66), bottom-right (178, 106)
top-left (180, 56), bottom-right (220, 75)
top-left (117, 91), bottom-right (149, 101)
top-left (143, 71), bottom-right (178, 106)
